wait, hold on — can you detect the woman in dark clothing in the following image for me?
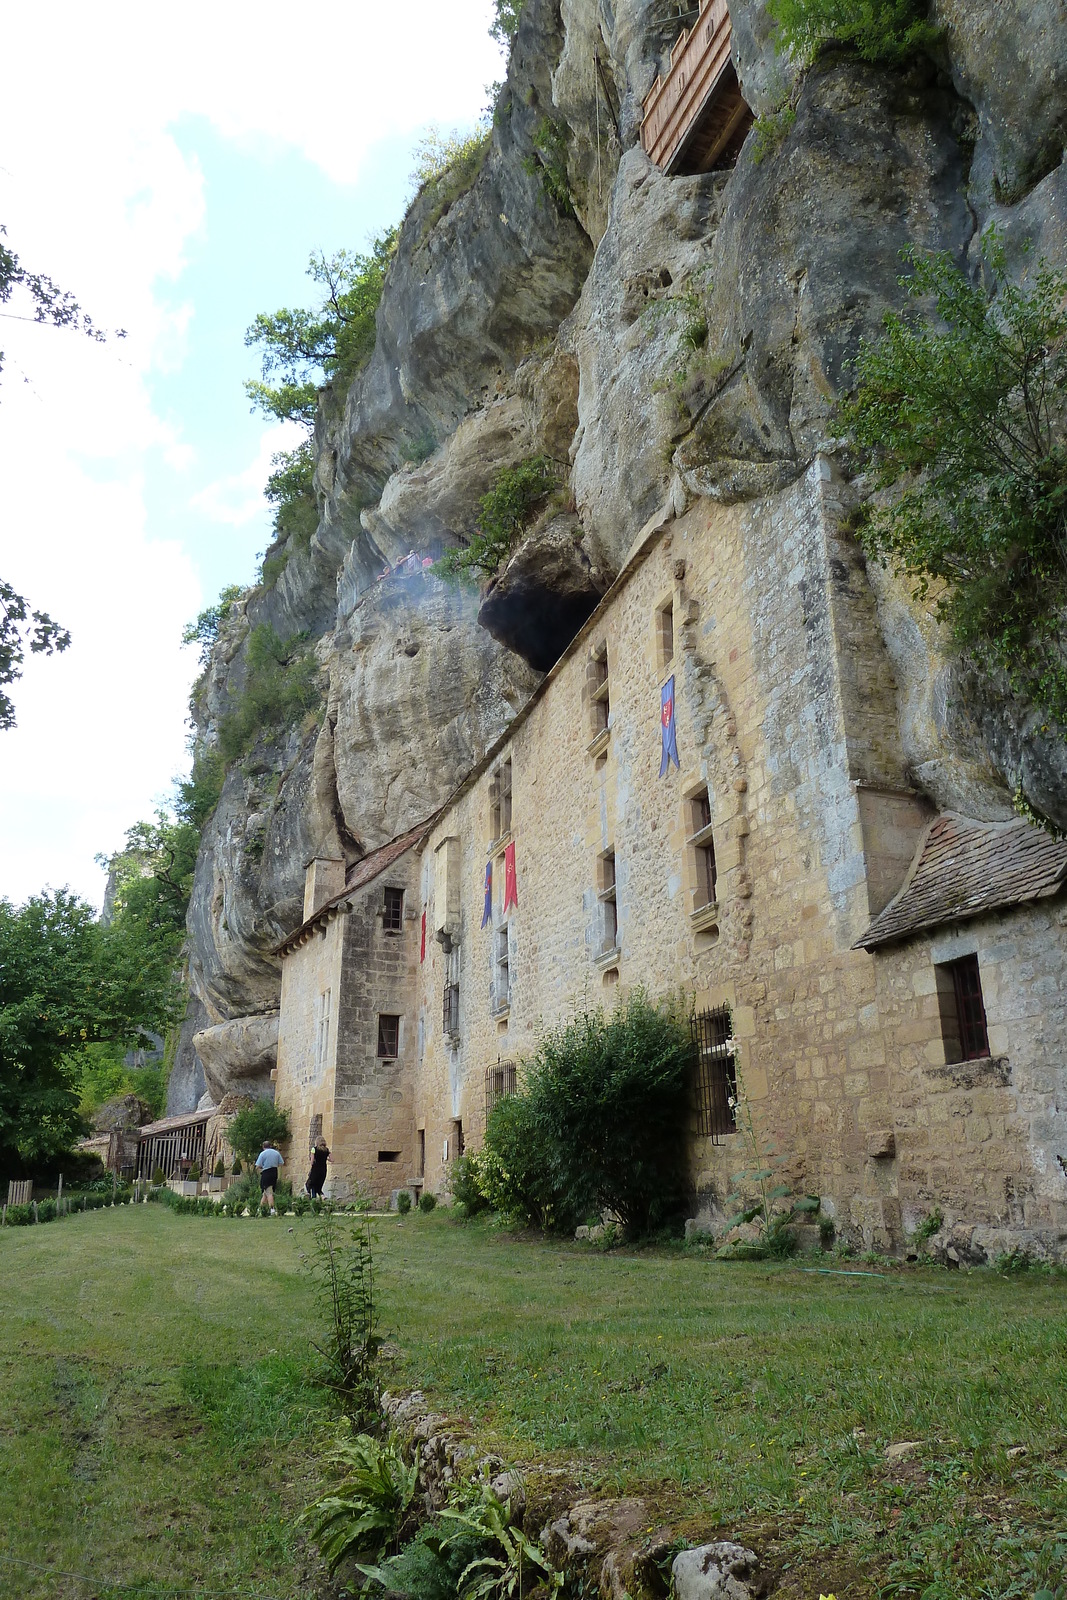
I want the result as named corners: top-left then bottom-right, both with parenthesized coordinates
top-left (306, 1138), bottom-right (330, 1198)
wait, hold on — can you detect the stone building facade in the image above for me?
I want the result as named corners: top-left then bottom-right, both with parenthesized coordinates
top-left (273, 459), bottom-right (1067, 1256)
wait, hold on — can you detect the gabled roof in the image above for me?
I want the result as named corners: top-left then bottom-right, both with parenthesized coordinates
top-left (856, 812), bottom-right (1067, 951)
top-left (272, 818), bottom-right (434, 958)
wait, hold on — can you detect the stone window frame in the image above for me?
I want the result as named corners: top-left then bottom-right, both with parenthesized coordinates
top-left (935, 952), bottom-right (990, 1064)
top-left (586, 640), bottom-right (611, 755)
top-left (315, 987), bottom-right (332, 1074)
top-left (377, 1013), bottom-right (401, 1059)
top-left (382, 884), bottom-right (404, 934)
top-left (654, 592), bottom-right (675, 677)
top-left (489, 758), bottom-right (513, 846)
top-left (683, 780), bottom-right (720, 937)
top-left (491, 920), bottom-right (511, 1016)
top-left (595, 848), bottom-right (619, 962)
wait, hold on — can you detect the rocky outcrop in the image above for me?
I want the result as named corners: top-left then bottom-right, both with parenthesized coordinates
top-left (192, 1013), bottom-right (280, 1105)
top-left (175, 0), bottom-right (1067, 1109)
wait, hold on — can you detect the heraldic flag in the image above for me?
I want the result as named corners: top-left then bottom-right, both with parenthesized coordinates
top-left (481, 861), bottom-right (493, 928)
top-left (503, 840), bottom-right (518, 912)
top-left (659, 674), bottom-right (680, 776)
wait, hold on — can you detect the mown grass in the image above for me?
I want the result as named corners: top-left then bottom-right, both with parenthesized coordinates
top-left (1, 1207), bottom-right (1064, 1600)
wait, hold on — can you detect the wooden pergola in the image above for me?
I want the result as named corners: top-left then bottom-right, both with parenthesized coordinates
top-left (641, 0), bottom-right (753, 174)
top-left (136, 1107), bottom-right (216, 1181)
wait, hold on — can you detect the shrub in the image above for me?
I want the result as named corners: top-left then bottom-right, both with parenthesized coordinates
top-left (37, 1197), bottom-right (57, 1222)
top-left (227, 1101), bottom-right (291, 1166)
top-left (302, 1429), bottom-right (421, 1575)
top-left (411, 126), bottom-right (491, 237)
top-left (182, 584), bottom-right (242, 668)
top-left (482, 991), bottom-right (693, 1234)
top-left (417, 1190), bottom-right (437, 1214)
top-left (449, 1152), bottom-right (489, 1216)
top-left (151, 1166), bottom-right (167, 1186)
top-left (841, 234), bottom-right (1067, 738)
top-left (396, 1189), bottom-right (412, 1215)
top-left (232, 1157), bottom-right (242, 1176)
top-left (217, 625), bottom-right (320, 763)
top-left (5, 1203), bottom-right (34, 1225)
top-left (767, 0), bottom-right (940, 65)
top-left (213, 1157), bottom-right (226, 1179)
top-left (187, 1163), bottom-right (200, 1182)
top-left (523, 118), bottom-right (574, 218)
top-left (434, 456), bottom-right (560, 582)
top-left (362, 1517), bottom-right (490, 1600)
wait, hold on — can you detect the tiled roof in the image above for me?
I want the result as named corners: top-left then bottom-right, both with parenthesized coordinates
top-left (856, 812), bottom-right (1067, 951)
top-left (272, 817), bottom-right (434, 957)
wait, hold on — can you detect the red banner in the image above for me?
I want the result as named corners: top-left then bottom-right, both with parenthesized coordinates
top-left (503, 840), bottom-right (518, 913)
top-left (420, 908), bottom-right (426, 962)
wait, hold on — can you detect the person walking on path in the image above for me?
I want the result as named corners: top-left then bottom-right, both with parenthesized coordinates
top-left (306, 1137), bottom-right (330, 1199)
top-left (255, 1140), bottom-right (284, 1215)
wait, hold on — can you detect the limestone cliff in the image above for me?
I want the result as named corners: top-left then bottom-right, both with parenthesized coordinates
top-left (174, 0), bottom-right (1067, 1110)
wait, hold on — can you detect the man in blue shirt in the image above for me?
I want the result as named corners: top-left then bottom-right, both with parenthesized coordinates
top-left (255, 1140), bottom-right (284, 1215)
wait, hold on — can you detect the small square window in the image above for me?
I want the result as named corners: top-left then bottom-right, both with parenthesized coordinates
top-left (382, 886), bottom-right (404, 932)
top-left (377, 1014), bottom-right (400, 1058)
top-left (935, 954), bottom-right (990, 1063)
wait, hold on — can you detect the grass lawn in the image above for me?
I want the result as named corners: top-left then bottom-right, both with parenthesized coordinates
top-left (1, 1206), bottom-right (1065, 1600)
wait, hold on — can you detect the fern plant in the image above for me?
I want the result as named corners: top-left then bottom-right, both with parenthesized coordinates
top-left (439, 1481), bottom-right (563, 1600)
top-left (302, 1429), bottom-right (421, 1574)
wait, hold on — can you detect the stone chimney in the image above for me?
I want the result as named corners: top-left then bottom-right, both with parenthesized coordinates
top-left (303, 856), bottom-right (345, 920)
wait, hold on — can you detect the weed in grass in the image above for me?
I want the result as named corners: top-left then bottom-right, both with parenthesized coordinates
top-left (302, 1209), bottom-right (382, 1423)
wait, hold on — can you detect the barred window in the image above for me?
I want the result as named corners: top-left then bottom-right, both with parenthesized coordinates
top-left (690, 1005), bottom-right (737, 1140)
top-left (485, 1059), bottom-right (517, 1121)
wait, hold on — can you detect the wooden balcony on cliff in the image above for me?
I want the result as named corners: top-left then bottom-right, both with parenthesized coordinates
top-left (641, 0), bottom-right (753, 174)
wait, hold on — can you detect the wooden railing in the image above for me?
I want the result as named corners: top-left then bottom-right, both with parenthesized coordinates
top-left (641, 0), bottom-right (751, 174)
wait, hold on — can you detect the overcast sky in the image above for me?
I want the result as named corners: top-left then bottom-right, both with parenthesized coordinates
top-left (0, 0), bottom-right (503, 909)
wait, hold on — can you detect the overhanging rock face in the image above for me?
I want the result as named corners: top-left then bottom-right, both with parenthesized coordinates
top-left (477, 515), bottom-right (612, 671)
top-left (192, 1013), bottom-right (280, 1104)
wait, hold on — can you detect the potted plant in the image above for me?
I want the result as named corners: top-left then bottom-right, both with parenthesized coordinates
top-left (178, 1162), bottom-right (201, 1197)
top-left (151, 1166), bottom-right (167, 1188)
top-left (208, 1157), bottom-right (227, 1194)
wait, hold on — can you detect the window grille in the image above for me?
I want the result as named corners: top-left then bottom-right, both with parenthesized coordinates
top-left (377, 1013), bottom-right (400, 1058)
top-left (690, 1004), bottom-right (736, 1141)
top-left (485, 1058), bottom-right (517, 1121)
top-left (382, 885), bottom-right (404, 932)
top-left (935, 953), bottom-right (990, 1063)
top-left (443, 982), bottom-right (460, 1037)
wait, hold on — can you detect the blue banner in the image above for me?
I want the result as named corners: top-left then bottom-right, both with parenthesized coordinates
top-left (481, 861), bottom-right (492, 928)
top-left (659, 674), bottom-right (680, 776)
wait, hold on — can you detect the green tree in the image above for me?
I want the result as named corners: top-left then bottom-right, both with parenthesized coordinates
top-left (767, 0), bottom-right (939, 65)
top-left (0, 889), bottom-right (179, 1175)
top-left (2, 226), bottom-right (123, 726)
top-left (182, 583), bottom-right (242, 668)
top-left (227, 1100), bottom-right (291, 1166)
top-left (841, 235), bottom-right (1067, 727)
top-left (489, 0), bottom-right (524, 48)
top-left (435, 456), bottom-right (561, 582)
top-left (0, 579), bottom-right (70, 730)
top-left (244, 235), bottom-right (397, 427)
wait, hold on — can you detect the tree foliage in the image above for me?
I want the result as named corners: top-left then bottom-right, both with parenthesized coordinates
top-left (435, 456), bottom-right (561, 582)
top-left (0, 578), bottom-right (70, 730)
top-left (0, 889), bottom-right (182, 1175)
top-left (489, 0), bottom-right (524, 49)
top-left (841, 235), bottom-right (1067, 727)
top-left (767, 0), bottom-right (939, 65)
top-left (0, 223), bottom-right (119, 385)
top-left (182, 583), bottom-right (242, 668)
top-left (244, 236), bottom-right (397, 428)
top-left (479, 991), bottom-right (694, 1234)
top-left (227, 1099), bottom-right (291, 1165)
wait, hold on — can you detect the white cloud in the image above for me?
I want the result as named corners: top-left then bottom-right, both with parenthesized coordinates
top-left (0, 0), bottom-right (501, 909)
top-left (192, 421), bottom-right (308, 527)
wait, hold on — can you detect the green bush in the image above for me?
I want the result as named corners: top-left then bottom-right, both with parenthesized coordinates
top-left (363, 1518), bottom-right (490, 1600)
top-left (151, 1166), bottom-right (167, 1186)
top-left (232, 1157), bottom-right (242, 1176)
top-left (187, 1163), bottom-right (200, 1182)
top-left (434, 456), bottom-right (560, 582)
top-left (396, 1189), bottom-right (412, 1215)
top-left (410, 127), bottom-right (491, 237)
top-left (767, 0), bottom-right (940, 65)
top-left (482, 991), bottom-right (693, 1235)
top-left (217, 625), bottom-right (320, 763)
top-left (227, 1101), bottom-right (291, 1166)
top-left (522, 118), bottom-right (574, 218)
top-left (449, 1152), bottom-right (490, 1216)
top-left (417, 1191), bottom-right (437, 1214)
top-left (37, 1197), bottom-right (57, 1222)
top-left (5, 1203), bottom-right (34, 1225)
top-left (213, 1157), bottom-right (226, 1179)
top-left (841, 235), bottom-right (1067, 738)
